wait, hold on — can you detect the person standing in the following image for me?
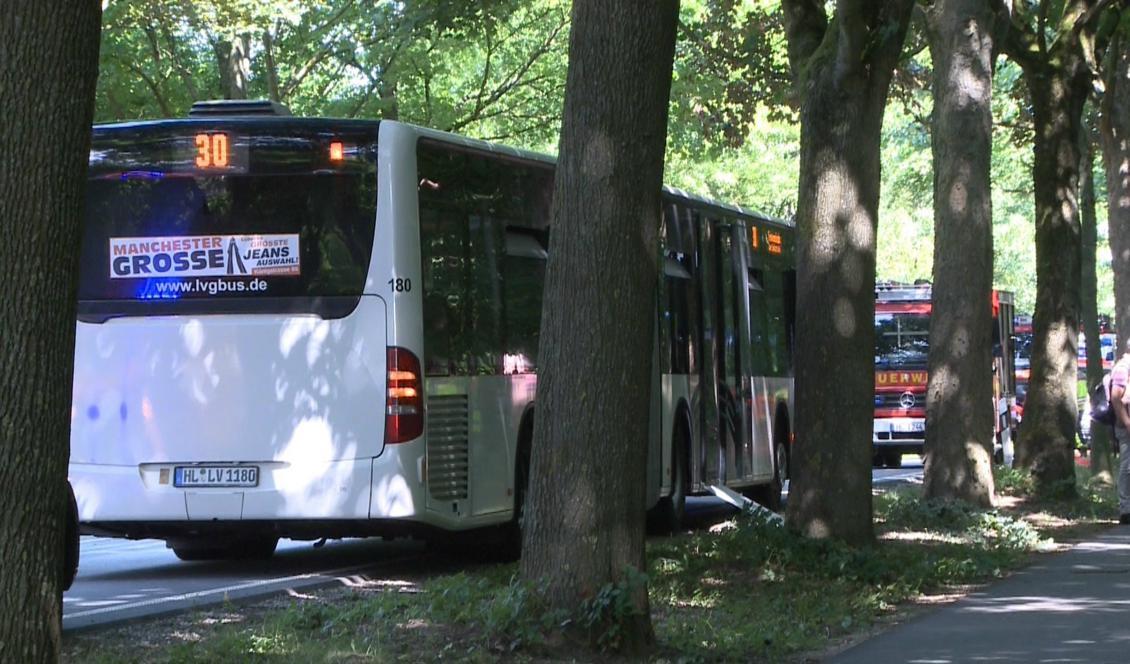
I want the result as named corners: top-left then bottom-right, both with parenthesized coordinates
top-left (1108, 340), bottom-right (1130, 523)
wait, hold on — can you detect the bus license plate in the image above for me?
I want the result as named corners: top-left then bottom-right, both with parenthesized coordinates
top-left (174, 466), bottom-right (259, 488)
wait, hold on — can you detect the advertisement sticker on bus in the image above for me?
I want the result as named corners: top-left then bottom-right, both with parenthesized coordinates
top-left (109, 234), bottom-right (301, 279)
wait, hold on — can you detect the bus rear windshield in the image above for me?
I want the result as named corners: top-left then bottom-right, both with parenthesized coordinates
top-left (78, 124), bottom-right (378, 320)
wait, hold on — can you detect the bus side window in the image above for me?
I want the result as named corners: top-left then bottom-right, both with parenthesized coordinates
top-left (748, 267), bottom-right (771, 375)
top-left (783, 268), bottom-right (797, 372)
top-left (502, 228), bottom-right (547, 374)
top-left (499, 165), bottom-right (552, 374)
top-left (417, 142), bottom-right (505, 376)
top-left (661, 202), bottom-right (692, 375)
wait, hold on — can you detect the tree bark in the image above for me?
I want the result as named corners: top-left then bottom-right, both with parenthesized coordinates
top-left (1103, 27), bottom-right (1130, 347)
top-left (263, 28), bottom-right (281, 102)
top-left (923, 0), bottom-right (998, 507)
top-left (1081, 124), bottom-right (1115, 481)
top-left (379, 77), bottom-right (400, 121)
top-left (1011, 54), bottom-right (1091, 495)
top-left (781, 0), bottom-right (914, 544)
top-left (0, 2), bottom-right (101, 661)
top-left (215, 35), bottom-right (251, 100)
top-left (519, 0), bottom-right (677, 653)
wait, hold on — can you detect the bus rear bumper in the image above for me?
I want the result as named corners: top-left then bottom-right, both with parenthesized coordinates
top-left (70, 458), bottom-right (377, 526)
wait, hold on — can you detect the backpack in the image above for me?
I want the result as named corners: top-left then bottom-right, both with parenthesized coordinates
top-left (1091, 374), bottom-right (1116, 427)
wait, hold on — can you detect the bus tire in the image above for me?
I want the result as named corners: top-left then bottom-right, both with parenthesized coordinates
top-left (171, 536), bottom-right (278, 561)
top-left (62, 482), bottom-right (80, 591)
top-left (649, 417), bottom-right (688, 535)
top-left (500, 411), bottom-right (534, 560)
top-left (749, 441), bottom-right (784, 512)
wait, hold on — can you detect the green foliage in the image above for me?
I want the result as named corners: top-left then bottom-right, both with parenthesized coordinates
top-left (670, 0), bottom-right (792, 152)
top-left (96, 0), bottom-right (569, 147)
top-left (645, 496), bottom-right (1047, 660)
top-left (424, 571), bottom-right (564, 652)
top-left (995, 463), bottom-right (1037, 496)
top-left (94, 0), bottom-right (1116, 311)
top-left (996, 464), bottom-right (1117, 519)
top-left (577, 565), bottom-right (650, 650)
top-left (68, 479), bottom-right (1116, 664)
top-left (665, 110), bottom-right (799, 217)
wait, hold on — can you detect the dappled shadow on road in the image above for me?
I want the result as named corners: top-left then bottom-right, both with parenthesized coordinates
top-left (831, 529), bottom-right (1130, 663)
top-left (75, 538), bottom-right (427, 584)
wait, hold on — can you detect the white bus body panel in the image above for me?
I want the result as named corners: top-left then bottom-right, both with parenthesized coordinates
top-left (70, 296), bottom-right (387, 522)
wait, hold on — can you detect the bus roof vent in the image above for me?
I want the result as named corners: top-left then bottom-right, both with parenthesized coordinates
top-left (188, 99), bottom-right (291, 117)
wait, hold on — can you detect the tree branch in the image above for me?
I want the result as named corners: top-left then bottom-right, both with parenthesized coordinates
top-left (999, 2), bottom-right (1044, 72)
top-left (863, 0), bottom-right (916, 86)
top-left (122, 61), bottom-right (174, 116)
top-left (782, 0), bottom-right (829, 77)
top-left (277, 1), bottom-right (361, 100)
top-left (449, 9), bottom-right (567, 133)
top-left (281, 44), bottom-right (340, 100)
top-left (1069, 0), bottom-right (1124, 41)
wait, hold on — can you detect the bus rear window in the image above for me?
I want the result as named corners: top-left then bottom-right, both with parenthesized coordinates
top-left (78, 124), bottom-right (378, 320)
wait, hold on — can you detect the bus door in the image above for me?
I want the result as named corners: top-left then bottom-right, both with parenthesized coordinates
top-left (700, 219), bottom-right (747, 484)
top-left (718, 223), bottom-right (749, 481)
top-left (697, 214), bottom-right (723, 484)
top-left (745, 249), bottom-right (775, 481)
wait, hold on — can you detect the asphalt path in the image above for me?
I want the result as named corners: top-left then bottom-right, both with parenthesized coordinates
top-left (63, 456), bottom-right (925, 632)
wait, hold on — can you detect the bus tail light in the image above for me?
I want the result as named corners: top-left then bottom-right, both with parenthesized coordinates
top-left (385, 347), bottom-right (423, 444)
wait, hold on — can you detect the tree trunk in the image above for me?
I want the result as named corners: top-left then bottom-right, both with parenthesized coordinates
top-left (263, 28), bottom-right (281, 102)
top-left (519, 0), bottom-right (677, 654)
top-left (0, 3), bottom-right (101, 662)
top-left (1103, 28), bottom-right (1130, 346)
top-left (230, 34), bottom-right (252, 100)
top-left (1081, 125), bottom-right (1114, 481)
top-left (1013, 55), bottom-right (1090, 496)
top-left (215, 35), bottom-right (251, 100)
top-left (782, 0), bottom-right (914, 544)
top-left (922, 0), bottom-right (997, 507)
top-left (379, 77), bottom-right (400, 121)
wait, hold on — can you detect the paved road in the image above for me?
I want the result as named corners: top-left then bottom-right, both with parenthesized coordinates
top-left (831, 527), bottom-right (1130, 663)
top-left (873, 455), bottom-right (925, 485)
top-left (63, 459), bottom-right (925, 631)
top-left (63, 536), bottom-right (427, 631)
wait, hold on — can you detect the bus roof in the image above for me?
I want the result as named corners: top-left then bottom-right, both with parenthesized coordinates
top-left (93, 114), bottom-right (794, 232)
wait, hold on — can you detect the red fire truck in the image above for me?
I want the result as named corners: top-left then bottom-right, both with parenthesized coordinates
top-left (873, 283), bottom-right (1017, 467)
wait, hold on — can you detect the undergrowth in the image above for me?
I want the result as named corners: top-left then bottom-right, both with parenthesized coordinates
top-left (63, 466), bottom-right (1117, 663)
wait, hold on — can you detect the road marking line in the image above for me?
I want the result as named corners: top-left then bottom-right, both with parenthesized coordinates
top-left (64, 553), bottom-right (418, 623)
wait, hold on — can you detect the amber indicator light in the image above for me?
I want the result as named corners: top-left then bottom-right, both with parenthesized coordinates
top-left (750, 227), bottom-right (760, 250)
top-left (329, 141), bottom-right (344, 161)
top-left (194, 132), bottom-right (230, 169)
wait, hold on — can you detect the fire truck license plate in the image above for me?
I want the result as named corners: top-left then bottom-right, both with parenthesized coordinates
top-left (891, 421), bottom-right (924, 433)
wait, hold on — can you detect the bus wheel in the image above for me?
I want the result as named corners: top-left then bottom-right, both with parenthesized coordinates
top-left (750, 441), bottom-right (784, 512)
top-left (240, 537), bottom-right (279, 560)
top-left (493, 413), bottom-right (534, 561)
top-left (62, 482), bottom-right (80, 591)
top-left (171, 536), bottom-right (278, 561)
top-left (648, 419), bottom-right (688, 535)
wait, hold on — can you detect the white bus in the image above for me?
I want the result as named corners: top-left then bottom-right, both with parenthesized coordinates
top-left (70, 101), bottom-right (795, 560)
